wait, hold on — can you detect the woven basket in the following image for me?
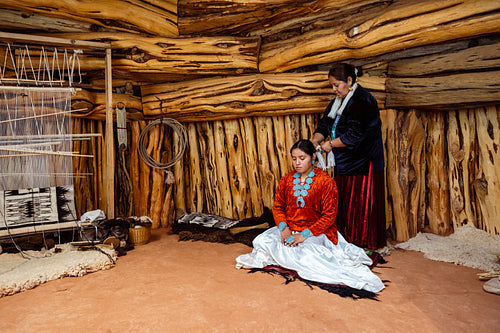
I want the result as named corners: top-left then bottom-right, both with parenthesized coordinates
top-left (128, 226), bottom-right (151, 245)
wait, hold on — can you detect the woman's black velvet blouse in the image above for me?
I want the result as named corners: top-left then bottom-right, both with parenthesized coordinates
top-left (314, 85), bottom-right (385, 175)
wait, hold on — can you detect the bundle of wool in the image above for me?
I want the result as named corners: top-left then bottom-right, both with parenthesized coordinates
top-left (395, 224), bottom-right (500, 272)
top-left (0, 243), bottom-right (117, 298)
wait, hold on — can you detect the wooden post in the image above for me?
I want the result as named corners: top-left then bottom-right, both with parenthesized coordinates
top-left (105, 47), bottom-right (115, 219)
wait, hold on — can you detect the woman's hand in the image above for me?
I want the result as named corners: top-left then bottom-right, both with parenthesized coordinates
top-left (280, 226), bottom-right (292, 244)
top-left (284, 233), bottom-right (307, 247)
top-left (320, 140), bottom-right (333, 153)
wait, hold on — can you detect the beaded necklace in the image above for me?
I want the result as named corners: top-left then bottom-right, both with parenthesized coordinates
top-left (292, 170), bottom-right (315, 208)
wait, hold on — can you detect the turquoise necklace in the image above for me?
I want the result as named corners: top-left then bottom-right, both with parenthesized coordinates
top-left (292, 170), bottom-right (315, 208)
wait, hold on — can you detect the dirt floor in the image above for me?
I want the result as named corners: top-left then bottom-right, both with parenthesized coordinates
top-left (0, 228), bottom-right (499, 333)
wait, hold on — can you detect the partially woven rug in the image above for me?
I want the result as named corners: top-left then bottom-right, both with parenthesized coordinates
top-left (248, 252), bottom-right (388, 300)
top-left (0, 243), bottom-right (116, 298)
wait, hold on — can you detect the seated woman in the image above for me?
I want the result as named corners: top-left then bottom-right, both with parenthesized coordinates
top-left (235, 139), bottom-right (384, 294)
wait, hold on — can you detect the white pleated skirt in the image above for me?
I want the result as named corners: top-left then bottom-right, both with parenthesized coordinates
top-left (235, 227), bottom-right (385, 293)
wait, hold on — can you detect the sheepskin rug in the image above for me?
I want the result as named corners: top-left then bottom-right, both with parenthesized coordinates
top-left (395, 224), bottom-right (500, 272)
top-left (0, 244), bottom-right (117, 298)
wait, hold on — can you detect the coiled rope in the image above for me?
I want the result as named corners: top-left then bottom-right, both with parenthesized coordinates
top-left (138, 118), bottom-right (188, 172)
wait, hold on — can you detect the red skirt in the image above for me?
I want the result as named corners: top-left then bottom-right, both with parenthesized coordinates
top-left (334, 163), bottom-right (386, 250)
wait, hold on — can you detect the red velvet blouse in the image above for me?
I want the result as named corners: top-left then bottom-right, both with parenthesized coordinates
top-left (272, 167), bottom-right (339, 244)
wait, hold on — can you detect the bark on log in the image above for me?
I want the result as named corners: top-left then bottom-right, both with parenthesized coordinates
top-left (1, 0), bottom-right (178, 36)
top-left (386, 71), bottom-right (500, 109)
top-left (141, 72), bottom-right (332, 121)
top-left (474, 106), bottom-right (500, 234)
top-left (259, 0), bottom-right (500, 72)
top-left (385, 109), bottom-right (426, 241)
top-left (447, 109), bottom-right (478, 228)
top-left (425, 112), bottom-right (451, 235)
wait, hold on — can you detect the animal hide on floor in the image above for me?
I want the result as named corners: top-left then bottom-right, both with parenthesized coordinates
top-left (172, 208), bottom-right (275, 247)
top-left (0, 243), bottom-right (116, 298)
top-left (248, 252), bottom-right (388, 300)
top-left (395, 224), bottom-right (500, 272)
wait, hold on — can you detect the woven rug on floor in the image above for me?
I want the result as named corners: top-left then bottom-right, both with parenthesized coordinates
top-left (248, 252), bottom-right (388, 300)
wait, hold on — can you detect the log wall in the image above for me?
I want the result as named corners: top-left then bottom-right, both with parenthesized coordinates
top-left (73, 104), bottom-right (500, 241)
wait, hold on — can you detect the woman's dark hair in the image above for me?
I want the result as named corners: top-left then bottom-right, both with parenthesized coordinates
top-left (290, 139), bottom-right (316, 158)
top-left (328, 63), bottom-right (361, 83)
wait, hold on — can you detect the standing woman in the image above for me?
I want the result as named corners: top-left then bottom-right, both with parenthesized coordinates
top-left (310, 63), bottom-right (386, 250)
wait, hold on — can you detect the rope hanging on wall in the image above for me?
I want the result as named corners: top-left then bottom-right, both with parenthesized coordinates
top-left (138, 118), bottom-right (188, 183)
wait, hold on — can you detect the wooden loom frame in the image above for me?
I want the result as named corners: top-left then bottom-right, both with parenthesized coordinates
top-left (0, 32), bottom-right (115, 238)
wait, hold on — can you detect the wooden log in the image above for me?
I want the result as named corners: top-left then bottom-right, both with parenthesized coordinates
top-left (187, 122), bottom-right (203, 212)
top-left (45, 32), bottom-right (260, 75)
top-left (0, 9), bottom-right (94, 33)
top-left (178, 0), bottom-right (375, 36)
top-left (172, 124), bottom-right (187, 215)
top-left (386, 70), bottom-right (500, 109)
top-left (141, 72), bottom-right (331, 122)
top-left (379, 109), bottom-right (393, 237)
top-left (71, 90), bottom-right (143, 121)
top-left (272, 116), bottom-right (290, 178)
top-left (213, 120), bottom-right (233, 217)
top-left (473, 106), bottom-right (500, 235)
top-left (253, 117), bottom-right (278, 209)
top-left (259, 0), bottom-right (500, 72)
top-left (197, 122), bottom-right (220, 214)
top-left (129, 121), bottom-right (142, 216)
top-left (385, 109), bottom-right (426, 241)
top-left (239, 117), bottom-right (264, 217)
top-left (1, 0), bottom-right (178, 36)
top-left (447, 109), bottom-right (478, 228)
top-left (149, 125), bottom-right (164, 229)
top-left (96, 121), bottom-right (107, 216)
top-left (160, 185), bottom-right (173, 228)
top-left (388, 42), bottom-right (500, 77)
top-left (425, 111), bottom-right (451, 235)
top-left (224, 119), bottom-right (251, 219)
top-left (138, 121), bottom-right (151, 218)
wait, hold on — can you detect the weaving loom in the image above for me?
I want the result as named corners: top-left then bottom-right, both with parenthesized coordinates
top-left (0, 39), bottom-right (88, 240)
